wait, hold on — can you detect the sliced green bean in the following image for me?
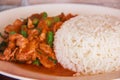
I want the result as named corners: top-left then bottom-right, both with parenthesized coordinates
top-left (48, 57), bottom-right (57, 64)
top-left (54, 16), bottom-right (60, 22)
top-left (20, 30), bottom-right (27, 38)
top-left (45, 19), bottom-right (52, 27)
top-left (33, 18), bottom-right (39, 27)
top-left (9, 31), bottom-right (16, 35)
top-left (0, 41), bottom-right (7, 48)
top-left (21, 25), bottom-right (27, 30)
top-left (42, 12), bottom-right (47, 19)
top-left (47, 31), bottom-right (54, 47)
top-left (33, 58), bottom-right (41, 66)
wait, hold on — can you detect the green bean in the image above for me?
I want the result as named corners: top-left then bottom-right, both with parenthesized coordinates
top-left (9, 31), bottom-right (16, 35)
top-left (21, 25), bottom-right (27, 29)
top-left (45, 19), bottom-right (52, 27)
top-left (47, 31), bottom-right (54, 47)
top-left (42, 12), bottom-right (47, 19)
top-left (48, 57), bottom-right (57, 64)
top-left (20, 30), bottom-right (27, 38)
top-left (20, 25), bottom-right (28, 38)
top-left (54, 16), bottom-right (60, 22)
top-left (33, 18), bottom-right (39, 27)
top-left (33, 58), bottom-right (41, 66)
top-left (0, 41), bottom-right (7, 48)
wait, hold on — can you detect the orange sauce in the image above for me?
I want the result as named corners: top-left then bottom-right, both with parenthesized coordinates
top-left (15, 63), bottom-right (75, 76)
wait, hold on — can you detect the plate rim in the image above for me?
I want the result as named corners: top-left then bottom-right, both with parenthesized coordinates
top-left (0, 71), bottom-right (33, 80)
top-left (0, 3), bottom-right (120, 80)
top-left (0, 3), bottom-right (120, 14)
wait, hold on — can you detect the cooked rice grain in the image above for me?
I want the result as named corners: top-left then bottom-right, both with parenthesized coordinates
top-left (54, 15), bottom-right (120, 75)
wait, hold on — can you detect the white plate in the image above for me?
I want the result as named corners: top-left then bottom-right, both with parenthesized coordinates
top-left (0, 4), bottom-right (120, 80)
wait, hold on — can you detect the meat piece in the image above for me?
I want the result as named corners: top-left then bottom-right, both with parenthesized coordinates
top-left (5, 19), bottom-right (22, 33)
top-left (39, 43), bottom-right (53, 55)
top-left (15, 40), bottom-right (38, 62)
top-left (28, 29), bottom-right (40, 40)
top-left (37, 54), bottom-right (55, 68)
top-left (29, 13), bottom-right (42, 20)
top-left (59, 13), bottom-right (76, 22)
top-left (37, 20), bottom-right (48, 29)
top-left (38, 21), bottom-right (49, 42)
top-left (0, 48), bottom-right (11, 60)
top-left (2, 34), bottom-right (28, 61)
top-left (39, 28), bottom-right (47, 42)
top-left (9, 34), bottom-right (28, 49)
top-left (38, 43), bottom-right (56, 68)
top-left (53, 22), bottom-right (63, 32)
top-left (27, 18), bottom-right (34, 29)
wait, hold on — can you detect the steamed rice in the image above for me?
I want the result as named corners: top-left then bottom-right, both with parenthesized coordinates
top-left (54, 15), bottom-right (120, 75)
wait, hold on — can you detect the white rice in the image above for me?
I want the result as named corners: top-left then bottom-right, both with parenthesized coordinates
top-left (54, 15), bottom-right (120, 75)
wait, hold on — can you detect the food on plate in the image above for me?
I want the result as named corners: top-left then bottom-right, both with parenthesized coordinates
top-left (0, 12), bottom-right (75, 69)
top-left (0, 12), bottom-right (120, 76)
top-left (54, 15), bottom-right (120, 76)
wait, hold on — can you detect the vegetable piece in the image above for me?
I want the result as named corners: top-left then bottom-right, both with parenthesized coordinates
top-left (33, 58), bottom-right (41, 66)
top-left (48, 57), bottom-right (57, 64)
top-left (45, 19), bottom-right (52, 27)
top-left (33, 18), bottom-right (39, 27)
top-left (20, 30), bottom-right (27, 38)
top-left (28, 18), bottom-right (34, 29)
top-left (0, 41), bottom-right (7, 48)
top-left (54, 16), bottom-right (60, 22)
top-left (42, 12), bottom-right (47, 19)
top-left (47, 31), bottom-right (54, 47)
top-left (21, 25), bottom-right (27, 30)
top-left (9, 31), bottom-right (16, 35)
top-left (20, 25), bottom-right (28, 37)
top-left (0, 41), bottom-right (7, 53)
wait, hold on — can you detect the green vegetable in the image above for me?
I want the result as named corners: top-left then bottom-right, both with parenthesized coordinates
top-left (45, 19), bottom-right (52, 27)
top-left (42, 12), bottom-right (47, 19)
top-left (33, 18), bottom-right (39, 27)
top-left (9, 31), bottom-right (16, 35)
top-left (54, 16), bottom-right (60, 22)
top-left (33, 58), bottom-right (41, 66)
top-left (0, 41), bottom-right (7, 54)
top-left (20, 30), bottom-right (27, 38)
top-left (0, 41), bottom-right (7, 48)
top-left (21, 25), bottom-right (27, 30)
top-left (48, 57), bottom-right (57, 64)
top-left (47, 31), bottom-right (54, 47)
top-left (21, 25), bottom-right (28, 38)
